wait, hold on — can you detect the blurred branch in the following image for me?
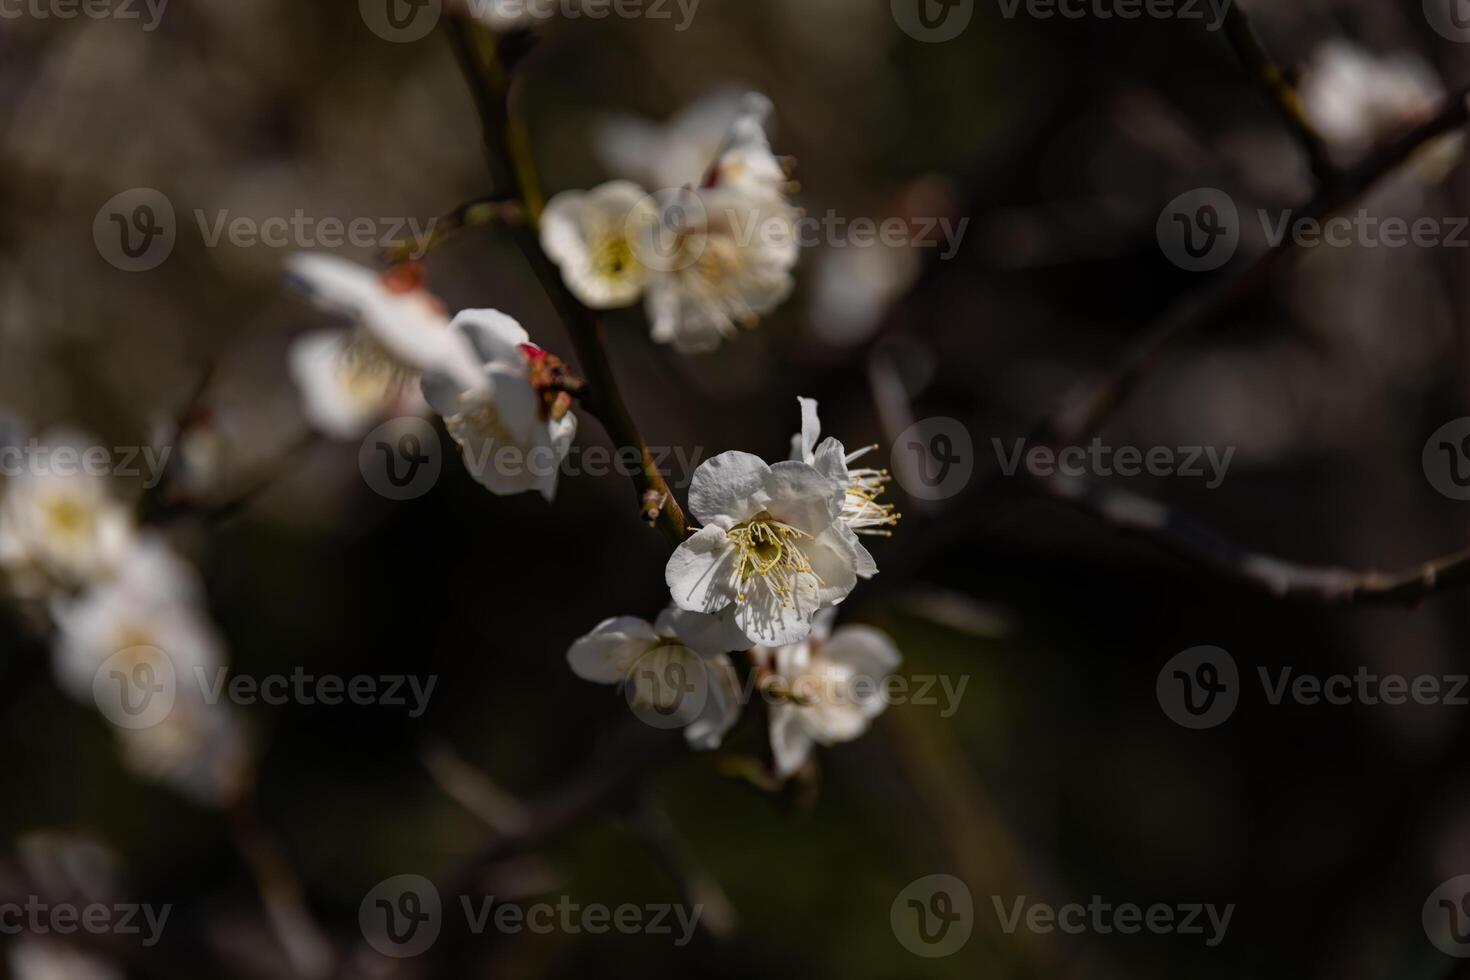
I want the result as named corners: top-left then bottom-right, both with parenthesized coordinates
top-left (624, 800), bottom-right (737, 942)
top-left (1042, 473), bottom-right (1470, 606)
top-left (1042, 82), bottom-right (1470, 448)
top-left (421, 739), bottom-right (532, 837)
top-left (1219, 0), bottom-right (1335, 181)
top-left (444, 19), bottom-right (687, 544)
top-left (383, 193), bottom-right (526, 265)
top-left (227, 795), bottom-right (336, 980)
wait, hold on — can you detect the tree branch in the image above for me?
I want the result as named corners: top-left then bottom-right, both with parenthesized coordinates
top-left (445, 19), bottom-right (687, 544)
top-left (1219, 0), bottom-right (1335, 181)
top-left (1041, 472), bottom-right (1470, 606)
top-left (1041, 83), bottom-right (1470, 448)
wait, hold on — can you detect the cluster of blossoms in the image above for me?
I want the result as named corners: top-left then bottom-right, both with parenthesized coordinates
top-left (542, 91), bottom-right (801, 353)
top-left (0, 432), bottom-right (248, 806)
top-left (568, 398), bottom-right (902, 777)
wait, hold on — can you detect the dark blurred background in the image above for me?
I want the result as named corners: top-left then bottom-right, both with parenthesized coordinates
top-left (5, 0), bottom-right (1470, 977)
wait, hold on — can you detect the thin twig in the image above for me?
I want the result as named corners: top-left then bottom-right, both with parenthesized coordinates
top-left (1042, 473), bottom-right (1470, 606)
top-left (1219, 0), bottom-right (1336, 181)
top-left (445, 20), bottom-right (687, 544)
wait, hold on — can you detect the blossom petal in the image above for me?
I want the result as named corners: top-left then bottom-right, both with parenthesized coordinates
top-left (450, 309), bottom-right (529, 366)
top-left (688, 451), bottom-right (773, 527)
top-left (684, 654), bottom-right (742, 750)
top-left (764, 461), bottom-right (843, 534)
top-left (769, 703), bottom-right (814, 778)
top-left (566, 616), bottom-right (659, 684)
top-left (666, 526), bottom-right (738, 613)
top-left (805, 528), bottom-right (861, 606)
top-left (790, 397), bottom-right (821, 463)
top-left (654, 606), bottom-right (750, 655)
top-left (734, 572), bottom-right (818, 647)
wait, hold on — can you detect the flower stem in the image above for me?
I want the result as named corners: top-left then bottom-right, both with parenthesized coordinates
top-left (445, 19), bottom-right (687, 544)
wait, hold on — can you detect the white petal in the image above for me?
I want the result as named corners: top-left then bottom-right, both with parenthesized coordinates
top-left (769, 703), bottom-right (814, 778)
top-left (790, 396), bottom-right (821, 463)
top-left (763, 461), bottom-right (843, 535)
top-left (684, 654), bottom-right (742, 750)
top-left (804, 528), bottom-right (861, 606)
top-left (733, 573), bottom-right (819, 647)
top-left (287, 330), bottom-right (388, 439)
top-left (665, 526), bottom-right (739, 614)
top-left (654, 606), bottom-right (750, 655)
top-left (566, 616), bottom-right (658, 684)
top-left (688, 451), bottom-right (773, 527)
top-left (450, 309), bottom-right (530, 366)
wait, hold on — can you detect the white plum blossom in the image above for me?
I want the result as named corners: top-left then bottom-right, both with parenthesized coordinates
top-left (420, 309), bottom-right (578, 501)
top-left (544, 91), bottom-right (800, 353)
top-left (756, 609), bottom-right (901, 778)
top-left (641, 186), bottom-right (800, 353)
top-left (0, 435), bottom-right (136, 597)
top-left (540, 180), bottom-right (652, 309)
top-left (51, 535), bottom-right (250, 807)
top-left (286, 254), bottom-right (481, 439)
top-left (789, 397), bottom-right (896, 579)
top-left (666, 450), bottom-right (861, 646)
top-left (567, 607), bottom-right (748, 749)
top-left (1298, 41), bottom-right (1462, 178)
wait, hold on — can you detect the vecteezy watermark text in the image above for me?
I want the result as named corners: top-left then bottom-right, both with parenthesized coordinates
top-left (992, 438), bottom-right (1235, 488)
top-left (0, 441), bottom-right (172, 488)
top-left (995, 0), bottom-right (1229, 30)
top-left (358, 875), bottom-right (702, 958)
top-left (0, 898), bottom-right (171, 947)
top-left (992, 896), bottom-right (1234, 946)
top-left (0, 0), bottom-right (167, 29)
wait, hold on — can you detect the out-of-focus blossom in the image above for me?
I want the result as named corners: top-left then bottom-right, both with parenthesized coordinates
top-left (789, 397), bottom-right (894, 576)
top-left (756, 609), bottom-right (901, 778)
top-left (666, 449), bottom-right (861, 646)
top-left (1298, 41), bottom-right (1462, 178)
top-left (51, 535), bottom-right (250, 807)
top-left (809, 241), bottom-right (921, 345)
top-left (567, 606), bottom-right (748, 748)
top-left (420, 310), bottom-right (578, 501)
top-left (547, 93), bottom-right (799, 353)
top-left (594, 89), bottom-right (760, 192)
top-left (0, 435), bottom-right (136, 598)
top-left (540, 181), bottom-right (652, 309)
top-left (9, 939), bottom-right (123, 980)
top-left (286, 255), bottom-right (480, 439)
top-left (451, 0), bottom-right (538, 32)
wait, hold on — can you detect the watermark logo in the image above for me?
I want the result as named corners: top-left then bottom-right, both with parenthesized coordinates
top-left (94, 189), bottom-right (175, 273)
top-left (1156, 646), bottom-right (1238, 730)
top-left (892, 874), bottom-right (973, 957)
top-left (359, 417), bottom-right (442, 501)
top-left (892, 417), bottom-right (975, 501)
top-left (992, 896), bottom-right (1233, 945)
top-left (1425, 876), bottom-right (1470, 956)
top-left (0, 898), bottom-right (172, 947)
top-left (1425, 0), bottom-right (1470, 43)
top-left (624, 646), bottom-right (710, 730)
top-left (892, 0), bottom-right (974, 42)
top-left (992, 438), bottom-right (1234, 488)
top-left (1157, 188), bottom-right (1238, 272)
top-left (361, 875), bottom-right (442, 958)
top-left (92, 646), bottom-right (177, 731)
top-left (1423, 417), bottom-right (1470, 500)
top-left (361, 0), bottom-right (441, 42)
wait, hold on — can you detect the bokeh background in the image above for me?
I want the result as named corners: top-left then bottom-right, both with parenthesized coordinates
top-left (4, 0), bottom-right (1470, 977)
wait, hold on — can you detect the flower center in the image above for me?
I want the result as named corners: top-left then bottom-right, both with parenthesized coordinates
top-left (592, 234), bottom-right (636, 281)
top-left (727, 512), bottom-right (817, 605)
top-left (44, 494), bottom-right (94, 538)
top-left (338, 334), bottom-right (411, 397)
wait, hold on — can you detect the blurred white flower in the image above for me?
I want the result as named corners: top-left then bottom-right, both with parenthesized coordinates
top-left (756, 609), bottom-right (901, 778)
top-left (809, 241), bottom-right (920, 345)
top-left (789, 397), bottom-right (894, 577)
top-left (51, 535), bottom-right (250, 807)
top-left (286, 254), bottom-right (481, 439)
top-left (0, 436), bottom-right (136, 598)
top-left (452, 0), bottom-right (537, 31)
top-left (540, 181), bottom-right (652, 309)
top-left (420, 310), bottom-right (578, 501)
top-left (641, 187), bottom-right (800, 353)
top-left (1299, 41), bottom-right (1462, 178)
top-left (666, 450), bottom-right (861, 646)
top-left (594, 89), bottom-right (763, 192)
top-left (9, 939), bottom-right (122, 980)
top-left (567, 606), bottom-right (748, 748)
